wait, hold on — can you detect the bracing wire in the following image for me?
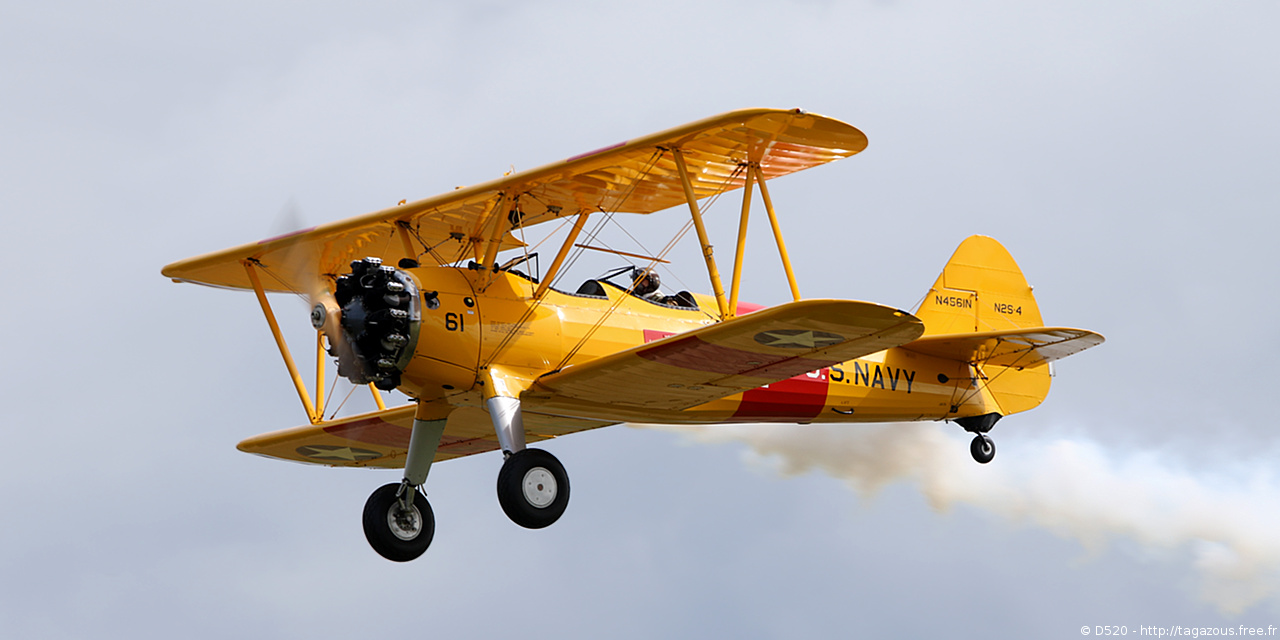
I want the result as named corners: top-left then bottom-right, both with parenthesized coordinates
top-left (947, 341), bottom-right (1040, 411)
top-left (554, 161), bottom-right (746, 368)
top-left (480, 150), bottom-right (667, 370)
top-left (327, 384), bottom-right (360, 421)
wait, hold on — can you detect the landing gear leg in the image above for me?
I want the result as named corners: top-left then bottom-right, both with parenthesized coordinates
top-left (955, 412), bottom-right (1001, 465)
top-left (362, 417), bottom-right (445, 561)
top-left (486, 395), bottom-right (526, 455)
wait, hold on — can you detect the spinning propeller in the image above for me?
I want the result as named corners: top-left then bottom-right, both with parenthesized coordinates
top-left (266, 204), bottom-right (420, 394)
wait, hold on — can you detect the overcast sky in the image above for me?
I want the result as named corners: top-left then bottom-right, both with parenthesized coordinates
top-left (3, 1), bottom-right (1279, 637)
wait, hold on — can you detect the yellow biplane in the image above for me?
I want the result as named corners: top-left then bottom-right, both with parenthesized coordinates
top-left (163, 108), bottom-right (1103, 561)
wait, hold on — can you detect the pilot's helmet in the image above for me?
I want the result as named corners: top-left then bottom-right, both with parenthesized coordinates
top-left (631, 267), bottom-right (660, 296)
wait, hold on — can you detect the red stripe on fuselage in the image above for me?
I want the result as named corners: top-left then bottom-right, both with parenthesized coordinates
top-left (643, 329), bottom-right (674, 343)
top-left (732, 370), bottom-right (829, 421)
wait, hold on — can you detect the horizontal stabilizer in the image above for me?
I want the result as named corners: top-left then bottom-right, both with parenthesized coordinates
top-left (529, 299), bottom-right (924, 414)
top-left (902, 327), bottom-right (1104, 368)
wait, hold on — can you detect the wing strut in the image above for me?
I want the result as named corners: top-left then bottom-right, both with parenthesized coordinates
top-left (244, 260), bottom-right (388, 423)
top-left (478, 193), bottom-right (511, 273)
top-left (534, 210), bottom-right (590, 299)
top-left (673, 152), bottom-right (805, 320)
top-left (672, 148), bottom-right (730, 320)
top-left (245, 261), bottom-right (320, 423)
top-left (752, 164), bottom-right (802, 303)
top-left (314, 331), bottom-right (325, 414)
top-left (728, 162), bottom-right (755, 315)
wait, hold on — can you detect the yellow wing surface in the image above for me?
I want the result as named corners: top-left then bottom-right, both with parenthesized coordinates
top-left (525, 299), bottom-right (924, 419)
top-left (236, 404), bottom-right (616, 468)
top-left (162, 108), bottom-right (867, 293)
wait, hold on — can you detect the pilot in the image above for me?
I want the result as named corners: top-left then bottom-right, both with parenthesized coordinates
top-left (630, 267), bottom-right (661, 298)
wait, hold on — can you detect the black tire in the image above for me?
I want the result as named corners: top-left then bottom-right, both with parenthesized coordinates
top-left (362, 483), bottom-right (434, 562)
top-left (970, 434), bottom-right (995, 464)
top-left (496, 448), bottom-right (570, 529)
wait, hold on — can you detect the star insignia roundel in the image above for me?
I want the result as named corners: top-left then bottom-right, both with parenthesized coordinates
top-left (753, 329), bottom-right (845, 349)
top-left (296, 445), bottom-right (382, 462)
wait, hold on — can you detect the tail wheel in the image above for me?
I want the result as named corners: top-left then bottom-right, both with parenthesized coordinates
top-left (970, 434), bottom-right (995, 464)
top-left (363, 483), bottom-right (435, 561)
top-left (497, 448), bottom-right (570, 529)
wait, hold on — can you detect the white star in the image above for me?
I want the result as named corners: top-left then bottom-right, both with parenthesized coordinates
top-left (760, 330), bottom-right (819, 348)
top-left (302, 446), bottom-right (363, 461)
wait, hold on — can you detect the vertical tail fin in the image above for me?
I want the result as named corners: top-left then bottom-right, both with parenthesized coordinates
top-left (914, 236), bottom-right (1050, 416)
top-left (914, 235), bottom-right (1044, 336)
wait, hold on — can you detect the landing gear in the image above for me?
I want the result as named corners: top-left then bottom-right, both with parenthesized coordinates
top-left (484, 391), bottom-right (571, 529)
top-left (497, 448), bottom-right (570, 529)
top-left (363, 482), bottom-right (435, 562)
top-left (969, 434), bottom-right (995, 464)
top-left (956, 412), bottom-right (1001, 465)
top-left (360, 416), bottom-right (446, 561)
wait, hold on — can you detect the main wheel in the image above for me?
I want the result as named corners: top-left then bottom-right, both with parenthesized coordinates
top-left (497, 448), bottom-right (570, 529)
top-left (970, 434), bottom-right (995, 464)
top-left (362, 483), bottom-right (435, 562)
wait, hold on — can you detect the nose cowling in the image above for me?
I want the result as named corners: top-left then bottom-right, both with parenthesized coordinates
top-left (331, 257), bottom-right (421, 391)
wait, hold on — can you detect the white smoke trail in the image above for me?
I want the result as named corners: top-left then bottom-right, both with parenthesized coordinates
top-left (639, 422), bottom-right (1280, 614)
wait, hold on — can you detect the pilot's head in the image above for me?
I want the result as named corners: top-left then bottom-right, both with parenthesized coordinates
top-left (631, 267), bottom-right (660, 296)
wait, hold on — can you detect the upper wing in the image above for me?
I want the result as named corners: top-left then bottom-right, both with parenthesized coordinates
top-left (526, 299), bottom-right (923, 416)
top-left (236, 403), bottom-right (617, 468)
top-left (162, 108), bottom-right (867, 293)
top-left (902, 327), bottom-right (1105, 368)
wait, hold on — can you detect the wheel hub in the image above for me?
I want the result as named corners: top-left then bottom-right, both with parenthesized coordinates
top-left (522, 467), bottom-right (557, 508)
top-left (387, 505), bottom-right (423, 541)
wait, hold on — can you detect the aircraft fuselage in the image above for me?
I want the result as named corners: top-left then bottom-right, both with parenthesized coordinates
top-left (396, 267), bottom-right (1005, 426)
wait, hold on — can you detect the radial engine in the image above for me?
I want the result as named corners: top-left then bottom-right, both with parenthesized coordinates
top-left (312, 257), bottom-right (421, 391)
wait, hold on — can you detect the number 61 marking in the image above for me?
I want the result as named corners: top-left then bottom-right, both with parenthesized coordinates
top-left (445, 312), bottom-right (464, 331)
